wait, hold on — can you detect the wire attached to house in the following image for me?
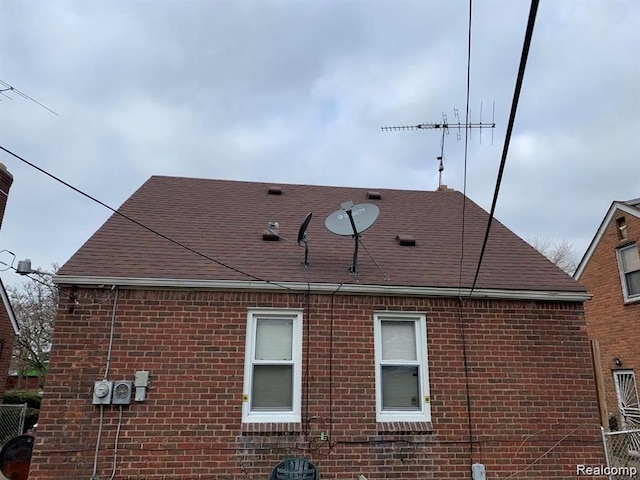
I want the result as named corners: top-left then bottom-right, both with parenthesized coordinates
top-left (302, 263), bottom-right (312, 436)
top-left (469, 0), bottom-right (540, 295)
top-left (502, 426), bottom-right (581, 479)
top-left (90, 404), bottom-right (105, 480)
top-left (103, 286), bottom-right (119, 380)
top-left (458, 0), bottom-right (477, 467)
top-left (108, 405), bottom-right (124, 480)
top-left (358, 238), bottom-right (389, 281)
top-left (0, 144), bottom-right (296, 292)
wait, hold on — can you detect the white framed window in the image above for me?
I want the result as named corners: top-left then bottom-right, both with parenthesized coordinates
top-left (617, 243), bottom-right (640, 302)
top-left (374, 312), bottom-right (431, 423)
top-left (242, 309), bottom-right (302, 423)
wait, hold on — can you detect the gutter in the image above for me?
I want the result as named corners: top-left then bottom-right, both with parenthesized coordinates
top-left (54, 275), bottom-right (591, 303)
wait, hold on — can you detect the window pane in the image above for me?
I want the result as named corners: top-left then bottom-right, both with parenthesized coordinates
top-left (381, 365), bottom-right (420, 410)
top-left (621, 246), bottom-right (640, 272)
top-left (626, 271), bottom-right (640, 297)
top-left (251, 365), bottom-right (293, 410)
top-left (255, 318), bottom-right (293, 360)
top-left (381, 321), bottom-right (417, 361)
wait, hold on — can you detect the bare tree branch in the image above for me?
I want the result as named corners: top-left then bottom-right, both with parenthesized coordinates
top-left (7, 264), bottom-right (59, 389)
top-left (528, 236), bottom-right (578, 275)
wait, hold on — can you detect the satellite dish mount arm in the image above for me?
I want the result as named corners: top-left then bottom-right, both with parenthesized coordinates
top-left (344, 208), bottom-right (360, 274)
top-left (297, 212), bottom-right (313, 268)
top-left (301, 234), bottom-right (309, 267)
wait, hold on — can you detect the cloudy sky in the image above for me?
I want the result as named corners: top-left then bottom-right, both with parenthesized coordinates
top-left (0, 0), bottom-right (638, 287)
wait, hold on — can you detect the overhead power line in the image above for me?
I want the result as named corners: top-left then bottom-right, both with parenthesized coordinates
top-left (469, 0), bottom-right (540, 294)
top-left (0, 144), bottom-right (294, 291)
top-left (458, 0), bottom-right (475, 468)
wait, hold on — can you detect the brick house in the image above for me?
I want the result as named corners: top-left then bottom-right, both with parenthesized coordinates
top-left (0, 163), bottom-right (19, 401)
top-left (30, 176), bottom-right (603, 479)
top-left (574, 198), bottom-right (640, 431)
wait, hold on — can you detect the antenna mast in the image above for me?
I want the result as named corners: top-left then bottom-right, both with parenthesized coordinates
top-left (382, 104), bottom-right (495, 187)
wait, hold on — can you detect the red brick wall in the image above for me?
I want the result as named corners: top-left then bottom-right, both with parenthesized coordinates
top-left (0, 309), bottom-right (15, 399)
top-left (29, 288), bottom-right (603, 479)
top-left (0, 164), bottom-right (15, 401)
top-left (581, 209), bottom-right (640, 427)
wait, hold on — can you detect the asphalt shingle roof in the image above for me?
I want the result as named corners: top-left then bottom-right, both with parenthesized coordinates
top-left (58, 176), bottom-right (585, 292)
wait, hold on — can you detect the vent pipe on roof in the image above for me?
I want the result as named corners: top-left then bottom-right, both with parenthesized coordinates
top-left (396, 235), bottom-right (416, 246)
top-left (366, 191), bottom-right (381, 200)
top-left (268, 186), bottom-right (282, 195)
top-left (262, 230), bottom-right (280, 241)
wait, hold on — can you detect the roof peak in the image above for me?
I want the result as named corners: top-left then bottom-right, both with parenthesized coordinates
top-left (147, 174), bottom-right (459, 195)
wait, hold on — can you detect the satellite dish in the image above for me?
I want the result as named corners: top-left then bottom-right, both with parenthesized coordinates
top-left (325, 202), bottom-right (380, 274)
top-left (325, 203), bottom-right (379, 236)
top-left (297, 212), bottom-right (313, 244)
top-left (297, 212), bottom-right (313, 267)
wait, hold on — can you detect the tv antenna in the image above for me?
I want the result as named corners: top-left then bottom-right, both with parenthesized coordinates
top-left (381, 103), bottom-right (495, 187)
top-left (297, 212), bottom-right (313, 267)
top-left (0, 79), bottom-right (58, 116)
top-left (325, 201), bottom-right (379, 274)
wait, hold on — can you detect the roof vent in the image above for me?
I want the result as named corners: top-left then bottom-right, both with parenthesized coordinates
top-left (367, 191), bottom-right (381, 200)
top-left (262, 230), bottom-right (280, 241)
top-left (396, 234), bottom-right (416, 246)
top-left (263, 222), bottom-right (280, 241)
top-left (268, 186), bottom-right (282, 195)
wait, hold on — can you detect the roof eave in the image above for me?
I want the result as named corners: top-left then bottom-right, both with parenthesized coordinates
top-left (54, 275), bottom-right (591, 302)
top-left (574, 201), bottom-right (640, 280)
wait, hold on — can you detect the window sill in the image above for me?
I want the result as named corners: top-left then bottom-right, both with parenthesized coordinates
top-left (377, 421), bottom-right (433, 435)
top-left (623, 295), bottom-right (640, 305)
top-left (241, 422), bottom-right (302, 435)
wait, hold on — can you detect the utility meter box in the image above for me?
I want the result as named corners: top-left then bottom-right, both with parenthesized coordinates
top-left (92, 381), bottom-right (113, 405)
top-left (471, 463), bottom-right (486, 480)
top-left (112, 381), bottom-right (133, 405)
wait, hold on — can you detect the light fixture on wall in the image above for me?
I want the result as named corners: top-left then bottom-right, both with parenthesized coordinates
top-left (613, 357), bottom-right (622, 367)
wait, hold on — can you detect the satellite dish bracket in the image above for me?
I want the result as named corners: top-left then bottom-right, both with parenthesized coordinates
top-left (344, 208), bottom-right (360, 274)
top-left (300, 234), bottom-right (310, 267)
top-left (297, 212), bottom-right (313, 267)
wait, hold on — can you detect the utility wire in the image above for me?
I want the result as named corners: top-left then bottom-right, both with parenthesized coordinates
top-left (458, 0), bottom-right (482, 461)
top-left (469, 0), bottom-right (539, 295)
top-left (0, 144), bottom-right (295, 291)
top-left (458, 0), bottom-right (473, 292)
top-left (459, 0), bottom-right (476, 466)
top-left (358, 238), bottom-right (389, 281)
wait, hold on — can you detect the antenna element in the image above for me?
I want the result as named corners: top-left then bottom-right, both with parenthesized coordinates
top-left (381, 105), bottom-right (495, 187)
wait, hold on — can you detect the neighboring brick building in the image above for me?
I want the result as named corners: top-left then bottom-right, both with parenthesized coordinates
top-left (30, 177), bottom-right (603, 479)
top-left (0, 163), bottom-right (19, 401)
top-left (575, 198), bottom-right (640, 431)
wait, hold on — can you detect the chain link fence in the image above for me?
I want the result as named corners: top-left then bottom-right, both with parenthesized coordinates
top-left (0, 404), bottom-right (27, 448)
top-left (602, 427), bottom-right (640, 479)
